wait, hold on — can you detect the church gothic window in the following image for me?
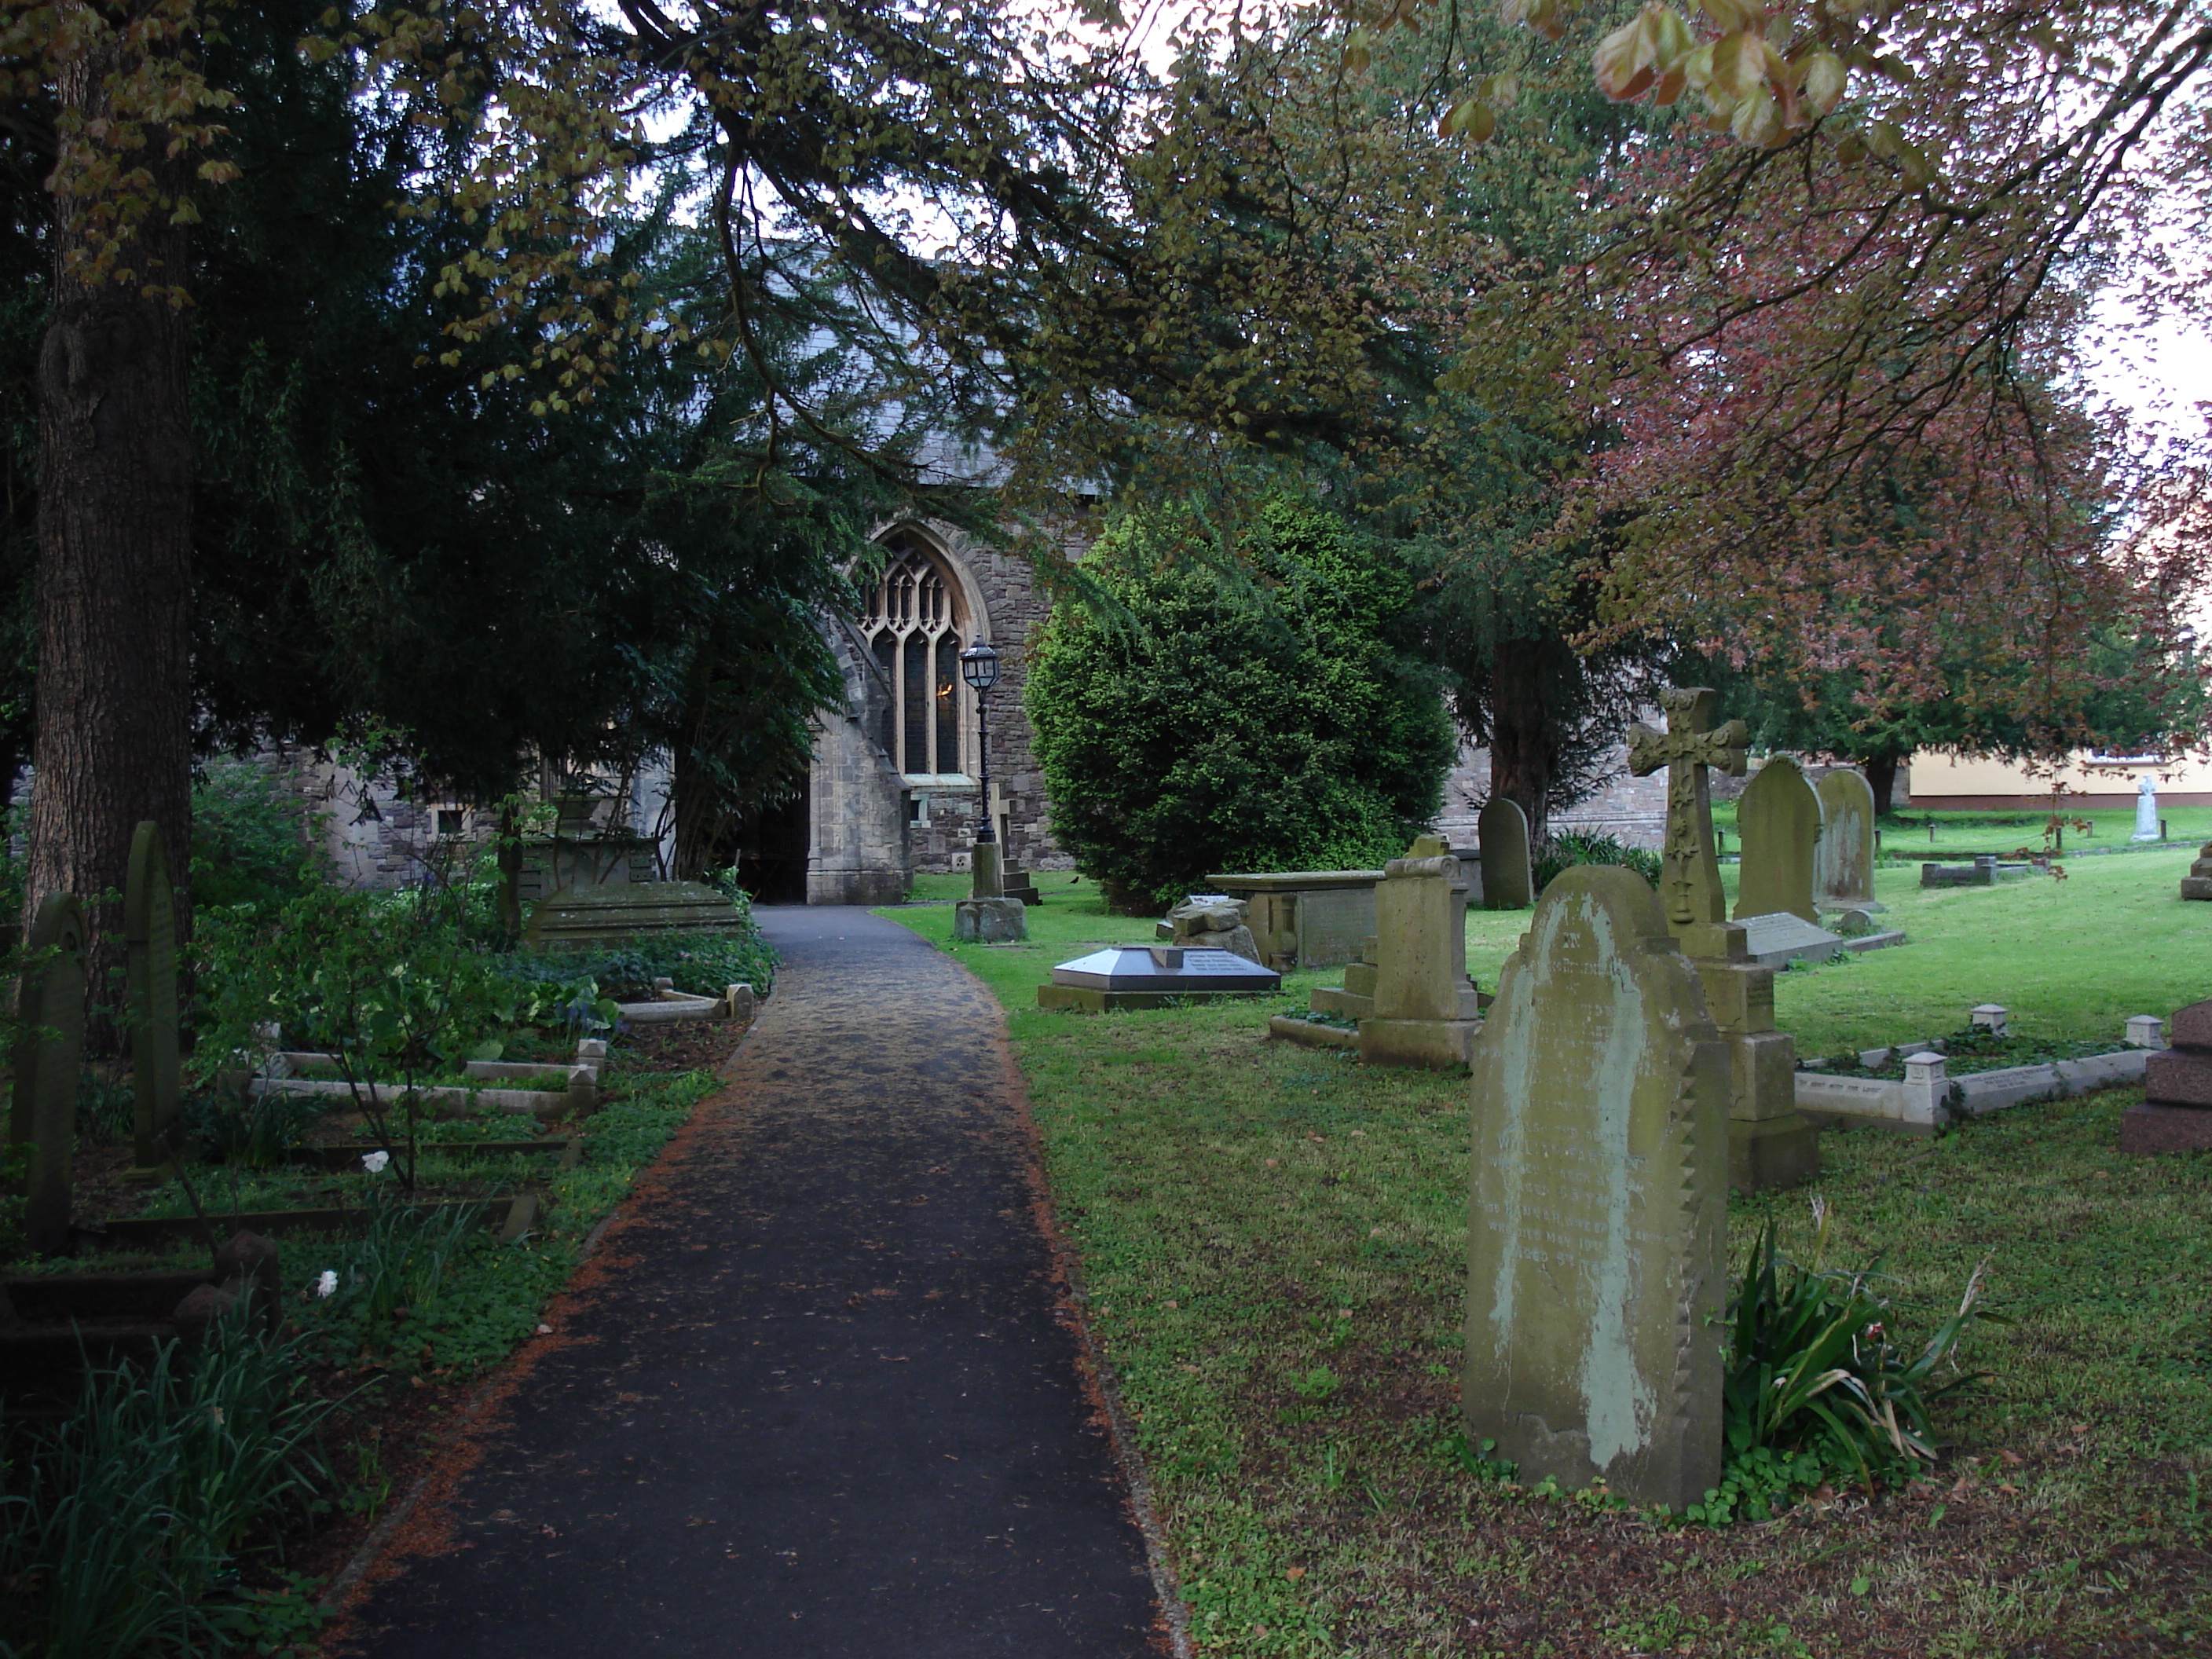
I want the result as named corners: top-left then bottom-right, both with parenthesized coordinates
top-left (859, 534), bottom-right (969, 778)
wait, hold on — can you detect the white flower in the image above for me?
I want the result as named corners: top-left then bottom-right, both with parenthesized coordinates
top-left (316, 1270), bottom-right (339, 1299)
top-left (362, 1149), bottom-right (390, 1174)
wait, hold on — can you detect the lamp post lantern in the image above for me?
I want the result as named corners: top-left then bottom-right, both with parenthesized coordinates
top-left (958, 637), bottom-right (1003, 895)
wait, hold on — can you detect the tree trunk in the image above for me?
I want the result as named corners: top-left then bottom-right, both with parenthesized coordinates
top-left (1863, 751), bottom-right (1903, 816)
top-left (1486, 635), bottom-right (1557, 841)
top-left (27, 41), bottom-right (195, 1042)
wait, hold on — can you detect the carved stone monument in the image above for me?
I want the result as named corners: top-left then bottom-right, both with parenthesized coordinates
top-left (10, 893), bottom-right (88, 1255)
top-left (1734, 755), bottom-right (1823, 925)
top-left (2133, 774), bottom-right (2161, 841)
top-left (1813, 769), bottom-right (1879, 911)
top-left (126, 822), bottom-right (185, 1175)
top-left (1478, 797), bottom-right (1533, 910)
top-left (1360, 835), bottom-right (1485, 1069)
top-left (2122, 998), bottom-right (2212, 1152)
top-left (1629, 690), bottom-right (1819, 1193)
top-left (1463, 865), bottom-right (1727, 1511)
top-left (2180, 842), bottom-right (2212, 902)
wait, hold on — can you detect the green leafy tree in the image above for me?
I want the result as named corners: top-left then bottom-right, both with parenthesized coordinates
top-left (1027, 501), bottom-right (1455, 912)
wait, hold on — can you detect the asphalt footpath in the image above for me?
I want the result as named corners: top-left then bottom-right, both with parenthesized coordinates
top-left (340, 905), bottom-right (1168, 1658)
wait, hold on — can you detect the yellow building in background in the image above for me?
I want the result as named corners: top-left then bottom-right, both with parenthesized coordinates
top-left (1907, 749), bottom-right (2212, 809)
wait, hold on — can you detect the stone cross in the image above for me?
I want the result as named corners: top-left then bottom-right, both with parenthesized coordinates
top-left (1627, 688), bottom-right (1748, 936)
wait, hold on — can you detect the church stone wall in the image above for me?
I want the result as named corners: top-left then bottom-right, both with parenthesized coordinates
top-left (866, 519), bottom-right (1072, 881)
top-left (808, 621), bottom-right (912, 906)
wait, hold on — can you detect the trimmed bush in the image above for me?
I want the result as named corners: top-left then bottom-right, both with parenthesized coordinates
top-left (1027, 502), bottom-right (1454, 911)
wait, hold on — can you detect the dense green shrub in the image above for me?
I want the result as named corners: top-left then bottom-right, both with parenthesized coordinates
top-left (514, 925), bottom-right (777, 1003)
top-left (190, 756), bottom-right (328, 910)
top-left (1532, 830), bottom-right (1662, 896)
top-left (1027, 502), bottom-right (1455, 911)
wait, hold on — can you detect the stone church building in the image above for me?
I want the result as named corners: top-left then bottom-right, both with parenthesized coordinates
top-left (286, 514), bottom-right (1694, 905)
top-left (786, 518), bottom-right (1067, 906)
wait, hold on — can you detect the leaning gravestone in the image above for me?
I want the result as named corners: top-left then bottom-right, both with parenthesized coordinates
top-left (1464, 865), bottom-right (1727, 1510)
top-left (1734, 755), bottom-right (1823, 925)
top-left (126, 822), bottom-right (185, 1174)
top-left (10, 892), bottom-right (88, 1255)
top-left (1813, 770), bottom-right (1878, 911)
top-left (1478, 797), bottom-right (1533, 910)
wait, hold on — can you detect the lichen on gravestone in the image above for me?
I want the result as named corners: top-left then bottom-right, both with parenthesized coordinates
top-left (126, 820), bottom-right (185, 1171)
top-left (1463, 865), bottom-right (1727, 1511)
top-left (9, 892), bottom-right (88, 1255)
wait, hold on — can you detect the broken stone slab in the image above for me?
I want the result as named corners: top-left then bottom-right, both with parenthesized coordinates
top-left (1266, 1014), bottom-right (1359, 1052)
top-left (1736, 910), bottom-right (1906, 969)
top-left (526, 881), bottom-right (749, 948)
top-left (955, 895), bottom-right (1028, 943)
top-left (1203, 873), bottom-right (1382, 970)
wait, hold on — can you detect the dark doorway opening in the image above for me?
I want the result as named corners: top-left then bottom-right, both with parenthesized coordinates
top-left (734, 778), bottom-right (810, 904)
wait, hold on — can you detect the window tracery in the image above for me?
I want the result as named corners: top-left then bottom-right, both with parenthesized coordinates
top-left (859, 534), bottom-right (969, 777)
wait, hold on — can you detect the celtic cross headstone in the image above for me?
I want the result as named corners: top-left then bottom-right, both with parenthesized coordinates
top-left (1628, 691), bottom-right (1817, 1193)
top-left (1626, 687), bottom-right (1749, 946)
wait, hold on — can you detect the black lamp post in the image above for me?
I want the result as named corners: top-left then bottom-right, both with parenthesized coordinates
top-left (958, 637), bottom-right (1003, 862)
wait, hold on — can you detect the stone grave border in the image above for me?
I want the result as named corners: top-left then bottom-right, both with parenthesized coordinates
top-left (1794, 1009), bottom-right (2162, 1133)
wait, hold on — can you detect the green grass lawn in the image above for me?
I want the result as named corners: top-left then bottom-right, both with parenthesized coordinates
top-left (1709, 803), bottom-right (2212, 862)
top-left (880, 865), bottom-right (2212, 1657)
top-left (1467, 839), bottom-right (2212, 1057)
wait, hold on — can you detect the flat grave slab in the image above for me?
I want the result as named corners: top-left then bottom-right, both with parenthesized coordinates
top-left (1738, 910), bottom-right (1906, 969)
top-left (526, 881), bottom-right (746, 947)
top-left (1038, 945), bottom-right (1281, 1011)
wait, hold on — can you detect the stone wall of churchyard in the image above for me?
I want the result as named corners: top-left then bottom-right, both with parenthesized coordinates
top-left (896, 519), bottom-right (1073, 877)
top-left (1435, 738), bottom-right (1680, 851)
top-left (263, 744), bottom-right (499, 891)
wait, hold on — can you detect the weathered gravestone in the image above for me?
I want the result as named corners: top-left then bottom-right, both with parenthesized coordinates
top-left (1478, 797), bottom-right (1534, 910)
top-left (1734, 755), bottom-right (1823, 925)
top-left (2122, 998), bottom-right (2212, 1152)
top-left (2179, 842), bottom-right (2212, 902)
top-left (1207, 870), bottom-right (1382, 971)
top-left (1813, 769), bottom-right (1878, 911)
top-left (126, 822), bottom-right (185, 1175)
top-left (1463, 865), bottom-right (1728, 1510)
top-left (526, 881), bottom-right (747, 947)
top-left (1165, 894), bottom-right (1262, 964)
top-left (1629, 690), bottom-right (1820, 1193)
top-left (1360, 835), bottom-right (1485, 1069)
top-left (9, 893), bottom-right (87, 1255)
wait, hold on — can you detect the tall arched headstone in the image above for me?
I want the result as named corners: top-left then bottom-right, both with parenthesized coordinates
top-left (127, 821), bottom-right (185, 1171)
top-left (1734, 756), bottom-right (1823, 925)
top-left (1478, 797), bottom-right (1533, 910)
top-left (1464, 865), bottom-right (1727, 1510)
top-left (1813, 770), bottom-right (1877, 910)
top-left (10, 892), bottom-right (87, 1255)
